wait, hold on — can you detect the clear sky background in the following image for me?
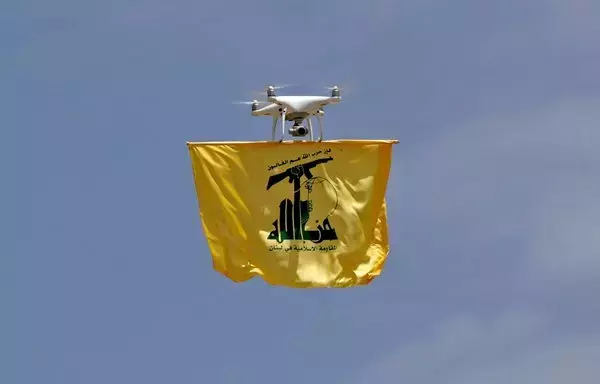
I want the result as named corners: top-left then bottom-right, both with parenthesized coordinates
top-left (4, 0), bottom-right (600, 383)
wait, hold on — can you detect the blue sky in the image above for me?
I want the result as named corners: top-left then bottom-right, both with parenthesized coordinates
top-left (4, 0), bottom-right (600, 383)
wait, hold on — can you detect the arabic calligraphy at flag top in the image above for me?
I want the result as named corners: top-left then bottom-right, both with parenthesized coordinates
top-left (187, 140), bottom-right (397, 288)
top-left (267, 148), bottom-right (333, 171)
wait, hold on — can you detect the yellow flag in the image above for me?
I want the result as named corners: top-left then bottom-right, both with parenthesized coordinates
top-left (187, 140), bottom-right (397, 288)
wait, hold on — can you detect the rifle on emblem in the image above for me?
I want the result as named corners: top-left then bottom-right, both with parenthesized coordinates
top-left (266, 156), bottom-right (333, 190)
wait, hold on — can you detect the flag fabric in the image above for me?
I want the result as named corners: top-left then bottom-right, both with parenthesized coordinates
top-left (187, 139), bottom-right (397, 288)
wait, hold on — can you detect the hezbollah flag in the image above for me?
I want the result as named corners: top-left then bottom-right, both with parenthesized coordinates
top-left (187, 140), bottom-right (397, 288)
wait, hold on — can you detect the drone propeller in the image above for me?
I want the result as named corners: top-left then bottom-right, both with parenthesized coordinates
top-left (323, 84), bottom-right (351, 92)
top-left (248, 84), bottom-right (298, 98)
top-left (231, 100), bottom-right (269, 105)
top-left (263, 84), bottom-right (295, 91)
top-left (321, 83), bottom-right (355, 99)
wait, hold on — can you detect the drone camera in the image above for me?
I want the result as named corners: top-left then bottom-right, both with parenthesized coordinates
top-left (289, 124), bottom-right (308, 137)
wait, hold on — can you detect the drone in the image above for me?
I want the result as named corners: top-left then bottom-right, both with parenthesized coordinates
top-left (234, 85), bottom-right (341, 142)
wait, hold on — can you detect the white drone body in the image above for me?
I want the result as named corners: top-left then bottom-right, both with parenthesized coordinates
top-left (243, 85), bottom-right (341, 142)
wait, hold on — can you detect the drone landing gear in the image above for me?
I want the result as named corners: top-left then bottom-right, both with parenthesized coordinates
top-left (316, 114), bottom-right (324, 142)
top-left (279, 108), bottom-right (287, 143)
top-left (306, 118), bottom-right (314, 141)
top-left (271, 116), bottom-right (278, 141)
